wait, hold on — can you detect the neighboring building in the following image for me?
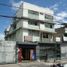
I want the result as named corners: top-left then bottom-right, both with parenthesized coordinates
top-left (54, 23), bottom-right (67, 61)
top-left (55, 23), bottom-right (67, 42)
top-left (5, 2), bottom-right (60, 62)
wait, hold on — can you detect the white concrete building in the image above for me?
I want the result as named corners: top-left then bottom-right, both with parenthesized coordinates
top-left (4, 2), bottom-right (59, 61)
top-left (5, 2), bottom-right (55, 43)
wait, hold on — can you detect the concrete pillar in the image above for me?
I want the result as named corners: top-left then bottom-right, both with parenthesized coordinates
top-left (36, 45), bottom-right (40, 62)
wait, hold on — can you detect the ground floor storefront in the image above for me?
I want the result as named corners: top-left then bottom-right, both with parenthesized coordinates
top-left (17, 42), bottom-right (61, 63)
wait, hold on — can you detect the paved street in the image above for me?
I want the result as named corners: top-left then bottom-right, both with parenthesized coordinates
top-left (0, 62), bottom-right (52, 67)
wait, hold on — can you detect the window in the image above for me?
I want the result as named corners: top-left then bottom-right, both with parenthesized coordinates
top-left (43, 33), bottom-right (48, 38)
top-left (45, 23), bottom-right (53, 28)
top-left (28, 10), bottom-right (39, 19)
top-left (28, 10), bottom-right (39, 15)
top-left (45, 14), bottom-right (53, 20)
top-left (28, 20), bottom-right (38, 26)
top-left (40, 12), bottom-right (43, 15)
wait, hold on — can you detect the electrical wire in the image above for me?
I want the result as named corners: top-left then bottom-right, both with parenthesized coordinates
top-left (0, 2), bottom-right (66, 25)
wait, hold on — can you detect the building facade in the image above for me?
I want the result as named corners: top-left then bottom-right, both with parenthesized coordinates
top-left (54, 24), bottom-right (67, 61)
top-left (5, 2), bottom-right (60, 62)
top-left (54, 23), bottom-right (67, 42)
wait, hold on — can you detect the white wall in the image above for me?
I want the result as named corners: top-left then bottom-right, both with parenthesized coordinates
top-left (23, 9), bottom-right (28, 17)
top-left (23, 20), bottom-right (28, 28)
top-left (39, 13), bottom-right (44, 20)
top-left (40, 23), bottom-right (45, 30)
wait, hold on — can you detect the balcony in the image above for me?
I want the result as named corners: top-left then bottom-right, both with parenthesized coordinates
top-left (44, 28), bottom-right (55, 33)
top-left (44, 18), bottom-right (53, 23)
top-left (28, 25), bottom-right (39, 30)
top-left (28, 14), bottom-right (39, 20)
top-left (41, 38), bottom-right (54, 43)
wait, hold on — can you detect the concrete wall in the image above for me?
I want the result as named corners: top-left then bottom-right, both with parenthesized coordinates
top-left (16, 29), bottom-right (23, 42)
top-left (16, 9), bottom-right (23, 17)
top-left (16, 20), bottom-right (23, 29)
top-left (0, 41), bottom-right (16, 64)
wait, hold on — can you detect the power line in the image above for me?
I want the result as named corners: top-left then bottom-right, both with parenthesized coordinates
top-left (0, 14), bottom-right (65, 25)
top-left (0, 2), bottom-right (65, 25)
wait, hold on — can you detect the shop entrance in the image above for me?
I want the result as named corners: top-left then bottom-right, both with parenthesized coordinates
top-left (18, 45), bottom-right (36, 62)
top-left (22, 48), bottom-right (30, 60)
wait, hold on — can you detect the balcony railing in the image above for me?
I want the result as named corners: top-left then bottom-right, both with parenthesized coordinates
top-left (44, 27), bottom-right (55, 33)
top-left (32, 36), bottom-right (40, 42)
top-left (42, 38), bottom-right (53, 43)
top-left (24, 36), bottom-right (54, 43)
top-left (44, 18), bottom-right (53, 23)
top-left (28, 14), bottom-right (39, 20)
top-left (28, 25), bottom-right (39, 30)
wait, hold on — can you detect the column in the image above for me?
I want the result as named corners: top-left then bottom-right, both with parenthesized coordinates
top-left (36, 45), bottom-right (40, 61)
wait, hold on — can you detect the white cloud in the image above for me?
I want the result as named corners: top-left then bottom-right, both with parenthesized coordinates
top-left (54, 11), bottom-right (67, 28)
top-left (50, 4), bottom-right (59, 11)
top-left (11, 0), bottom-right (23, 10)
top-left (0, 33), bottom-right (4, 40)
top-left (54, 11), bottom-right (67, 22)
top-left (57, 12), bottom-right (67, 17)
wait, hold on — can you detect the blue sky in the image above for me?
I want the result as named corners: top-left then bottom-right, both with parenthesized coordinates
top-left (0, 0), bottom-right (67, 39)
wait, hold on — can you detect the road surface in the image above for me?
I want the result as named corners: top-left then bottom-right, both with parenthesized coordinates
top-left (0, 62), bottom-right (52, 67)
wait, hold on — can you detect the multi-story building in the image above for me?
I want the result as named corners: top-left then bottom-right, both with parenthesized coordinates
top-left (54, 23), bottom-right (67, 61)
top-left (54, 23), bottom-right (67, 42)
top-left (5, 2), bottom-right (60, 62)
